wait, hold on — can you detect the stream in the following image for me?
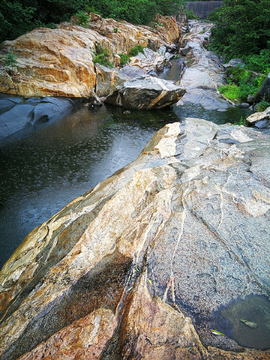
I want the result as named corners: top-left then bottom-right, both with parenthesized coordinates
top-left (0, 59), bottom-right (252, 269)
top-left (1, 54), bottom-right (268, 351)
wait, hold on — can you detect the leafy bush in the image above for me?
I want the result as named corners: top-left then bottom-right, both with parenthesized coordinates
top-left (3, 51), bottom-right (18, 66)
top-left (93, 45), bottom-right (112, 67)
top-left (0, 0), bottom-right (187, 43)
top-left (209, 0), bottom-right (270, 62)
top-left (129, 44), bottom-right (144, 57)
top-left (219, 84), bottom-right (241, 101)
top-left (243, 50), bottom-right (270, 74)
top-left (220, 65), bottom-right (267, 102)
top-left (185, 9), bottom-right (197, 20)
top-left (119, 53), bottom-right (130, 65)
top-left (93, 53), bottom-right (113, 67)
top-left (74, 11), bottom-right (89, 27)
top-left (257, 100), bottom-right (270, 112)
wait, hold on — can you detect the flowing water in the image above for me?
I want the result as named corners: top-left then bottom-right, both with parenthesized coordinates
top-left (0, 59), bottom-right (267, 351)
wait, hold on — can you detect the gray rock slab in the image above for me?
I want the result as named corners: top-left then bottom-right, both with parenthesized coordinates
top-left (177, 21), bottom-right (230, 111)
top-left (95, 64), bottom-right (129, 97)
top-left (31, 98), bottom-right (74, 125)
top-left (246, 106), bottom-right (270, 128)
top-left (0, 103), bottom-right (34, 139)
top-left (105, 75), bottom-right (186, 109)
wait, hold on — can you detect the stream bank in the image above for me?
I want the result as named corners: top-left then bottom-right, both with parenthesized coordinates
top-left (1, 18), bottom-right (269, 360)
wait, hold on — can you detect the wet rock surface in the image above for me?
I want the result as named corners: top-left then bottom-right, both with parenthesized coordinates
top-left (0, 118), bottom-right (270, 359)
top-left (177, 20), bottom-right (230, 111)
top-left (105, 76), bottom-right (186, 109)
top-left (0, 94), bottom-right (76, 141)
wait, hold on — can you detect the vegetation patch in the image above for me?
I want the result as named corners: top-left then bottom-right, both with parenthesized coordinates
top-left (219, 65), bottom-right (266, 103)
top-left (118, 53), bottom-right (130, 65)
top-left (93, 45), bottom-right (113, 67)
top-left (257, 100), bottom-right (270, 112)
top-left (74, 10), bottom-right (89, 27)
top-left (3, 51), bottom-right (18, 66)
top-left (0, 0), bottom-right (189, 43)
top-left (129, 44), bottom-right (145, 57)
top-left (219, 84), bottom-right (242, 102)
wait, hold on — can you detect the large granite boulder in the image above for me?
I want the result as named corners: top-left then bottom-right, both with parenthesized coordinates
top-left (95, 64), bottom-right (130, 97)
top-left (0, 15), bottom-right (179, 98)
top-left (0, 118), bottom-right (270, 359)
top-left (105, 76), bottom-right (186, 109)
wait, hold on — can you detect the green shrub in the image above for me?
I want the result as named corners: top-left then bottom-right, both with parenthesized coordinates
top-left (114, 27), bottom-right (118, 33)
top-left (185, 9), bottom-right (197, 20)
top-left (243, 50), bottom-right (270, 74)
top-left (119, 53), bottom-right (130, 65)
top-left (93, 53), bottom-right (113, 67)
top-left (75, 10), bottom-right (89, 27)
top-left (93, 45), bottom-right (112, 67)
top-left (129, 44), bottom-right (144, 57)
top-left (209, 0), bottom-right (270, 62)
top-left (3, 51), bottom-right (18, 66)
top-left (257, 100), bottom-right (270, 112)
top-left (219, 84), bottom-right (241, 101)
top-left (223, 65), bottom-right (267, 102)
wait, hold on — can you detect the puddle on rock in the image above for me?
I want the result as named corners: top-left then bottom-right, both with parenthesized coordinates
top-left (214, 295), bottom-right (270, 350)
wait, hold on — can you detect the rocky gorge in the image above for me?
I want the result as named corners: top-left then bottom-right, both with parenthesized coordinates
top-left (0, 12), bottom-right (270, 360)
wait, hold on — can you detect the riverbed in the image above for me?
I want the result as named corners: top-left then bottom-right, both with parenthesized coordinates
top-left (0, 93), bottom-right (251, 269)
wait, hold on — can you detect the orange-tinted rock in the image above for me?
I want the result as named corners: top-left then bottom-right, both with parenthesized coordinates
top-left (0, 14), bottom-right (179, 98)
top-left (1, 120), bottom-right (270, 359)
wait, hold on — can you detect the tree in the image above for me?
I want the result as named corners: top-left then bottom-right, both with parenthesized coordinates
top-left (209, 0), bottom-right (270, 60)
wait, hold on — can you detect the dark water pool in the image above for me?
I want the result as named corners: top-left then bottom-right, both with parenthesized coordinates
top-left (0, 104), bottom-right (180, 268)
top-left (0, 97), bottom-right (267, 350)
top-left (0, 99), bottom-right (253, 269)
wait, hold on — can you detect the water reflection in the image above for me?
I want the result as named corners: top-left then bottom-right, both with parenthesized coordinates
top-left (0, 104), bottom-right (179, 268)
top-left (215, 295), bottom-right (270, 350)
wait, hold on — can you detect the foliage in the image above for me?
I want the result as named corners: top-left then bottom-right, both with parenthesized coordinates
top-left (243, 50), bottom-right (270, 74)
top-left (93, 45), bottom-right (113, 67)
top-left (0, 0), bottom-right (189, 43)
top-left (185, 9), bottom-right (197, 20)
top-left (74, 10), bottom-right (89, 27)
top-left (257, 100), bottom-right (270, 112)
top-left (119, 53), bottom-right (130, 65)
top-left (114, 27), bottom-right (118, 33)
top-left (129, 44), bottom-right (145, 57)
top-left (209, 0), bottom-right (270, 62)
top-left (219, 84), bottom-right (241, 101)
top-left (236, 116), bottom-right (248, 126)
top-left (3, 51), bottom-right (18, 66)
top-left (93, 54), bottom-right (113, 67)
top-left (219, 65), bottom-right (267, 102)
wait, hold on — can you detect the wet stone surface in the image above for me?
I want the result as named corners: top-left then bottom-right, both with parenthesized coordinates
top-left (0, 119), bottom-right (270, 359)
